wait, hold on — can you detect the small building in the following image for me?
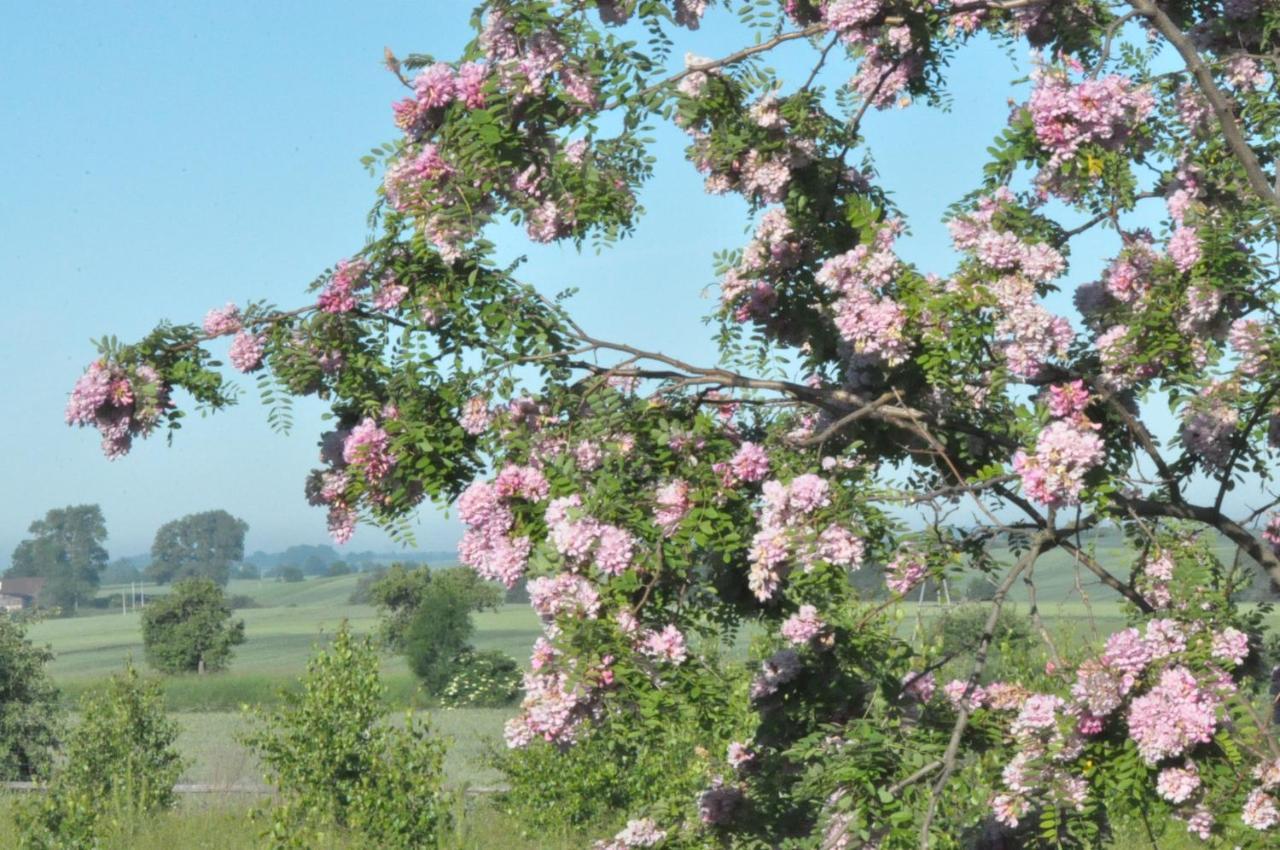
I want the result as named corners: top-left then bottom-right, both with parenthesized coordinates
top-left (0, 577), bottom-right (45, 612)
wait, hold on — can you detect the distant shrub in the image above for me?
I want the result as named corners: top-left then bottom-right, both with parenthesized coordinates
top-left (347, 567), bottom-right (387, 604)
top-left (278, 565), bottom-right (304, 583)
top-left (244, 623), bottom-right (452, 850)
top-left (929, 604), bottom-right (1034, 681)
top-left (0, 615), bottom-right (61, 780)
top-left (440, 649), bottom-right (521, 707)
top-left (225, 594), bottom-right (259, 610)
top-left (964, 577), bottom-right (997, 601)
top-left (403, 582), bottom-right (474, 694)
top-left (18, 661), bottom-right (185, 850)
top-left (370, 563), bottom-right (502, 652)
top-left (325, 560), bottom-right (352, 577)
top-left (141, 577), bottom-right (246, 674)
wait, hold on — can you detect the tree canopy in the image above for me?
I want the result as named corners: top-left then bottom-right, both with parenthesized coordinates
top-left (147, 510), bottom-right (248, 586)
top-left (7, 505), bottom-right (109, 611)
top-left (140, 577), bottom-right (246, 674)
top-left (64, 0), bottom-right (1280, 846)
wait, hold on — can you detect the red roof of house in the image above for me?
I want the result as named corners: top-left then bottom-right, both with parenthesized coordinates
top-left (0, 577), bottom-right (45, 598)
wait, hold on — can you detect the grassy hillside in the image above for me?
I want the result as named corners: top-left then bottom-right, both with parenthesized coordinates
top-left (30, 572), bottom-right (542, 709)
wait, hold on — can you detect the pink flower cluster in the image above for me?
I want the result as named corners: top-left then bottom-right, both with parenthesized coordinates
top-left (593, 818), bottom-right (668, 850)
top-left (529, 572), bottom-right (601, 621)
top-left (1229, 318), bottom-right (1268, 377)
top-left (545, 494), bottom-right (638, 577)
top-left (815, 226), bottom-right (910, 367)
top-left (342, 417), bottom-right (395, 482)
top-left (317, 258), bottom-right (368, 314)
top-left (779, 604), bottom-right (825, 645)
top-left (1180, 384), bottom-right (1239, 471)
top-left (392, 60), bottom-right (488, 137)
top-left (949, 193), bottom-right (1074, 377)
top-left (66, 359), bottom-right (170, 459)
top-left (714, 441), bottom-right (770, 486)
top-left (202, 302), bottom-right (242, 337)
top-left (504, 667), bottom-right (594, 748)
top-left (457, 467), bottom-right (547, 587)
top-left (1025, 65), bottom-right (1153, 171)
top-left (460, 395), bottom-right (493, 436)
top-left (885, 550), bottom-right (927, 596)
top-left (749, 474), bottom-right (863, 601)
top-left (228, 331), bottom-right (266, 373)
top-left (639, 624), bottom-right (688, 664)
top-left (653, 479), bottom-right (692, 537)
top-left (1127, 666), bottom-right (1220, 764)
top-left (1013, 415), bottom-right (1104, 507)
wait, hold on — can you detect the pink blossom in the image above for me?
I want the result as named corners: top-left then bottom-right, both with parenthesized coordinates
top-left (729, 442), bottom-right (770, 483)
top-left (594, 525), bottom-right (636, 576)
top-left (727, 742), bottom-right (755, 770)
top-left (202, 302), bottom-right (242, 337)
top-left (228, 331), bottom-right (266, 373)
top-left (342, 417), bottom-right (396, 481)
top-left (574, 440), bottom-right (604, 471)
top-left (1127, 666), bottom-right (1220, 765)
top-left (1167, 227), bottom-right (1201, 273)
top-left (456, 61), bottom-right (488, 108)
top-left (460, 395), bottom-right (492, 435)
top-left (529, 573), bottom-right (601, 620)
top-left (885, 551), bottom-right (926, 595)
top-left (1156, 764), bottom-right (1200, 804)
top-left (780, 605), bottom-right (825, 645)
top-left (817, 525), bottom-right (865, 569)
top-left (1026, 67), bottom-right (1153, 171)
top-left (943, 679), bottom-right (987, 711)
top-left (1229, 318), bottom-right (1268, 377)
top-left (1242, 789), bottom-right (1280, 830)
top-left (373, 282), bottom-right (409, 312)
top-left (1184, 805), bottom-right (1214, 840)
top-left (1011, 694), bottom-right (1064, 736)
top-left (902, 670), bottom-right (936, 703)
top-left (992, 793), bottom-right (1030, 828)
top-left (1046, 380), bottom-right (1090, 419)
top-left (1012, 420), bottom-right (1104, 506)
top-left (1101, 628), bottom-right (1152, 678)
top-left (318, 258), bottom-right (367, 314)
top-left (1211, 627), bottom-right (1249, 667)
top-left (640, 624), bottom-right (688, 664)
top-left (653, 479), bottom-right (692, 537)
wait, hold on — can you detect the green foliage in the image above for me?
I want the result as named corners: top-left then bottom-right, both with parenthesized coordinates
top-left (141, 577), bottom-right (246, 674)
top-left (18, 661), bottom-right (185, 850)
top-left (0, 616), bottom-right (61, 780)
top-left (402, 580), bottom-right (476, 694)
top-left (964, 577), bottom-right (998, 602)
top-left (278, 565), bottom-right (305, 583)
top-left (929, 603), bottom-right (1035, 680)
top-left (370, 563), bottom-right (503, 651)
top-left (147, 510), bottom-right (248, 586)
top-left (243, 622), bottom-right (452, 850)
top-left (325, 560), bottom-right (352, 577)
top-left (6, 504), bottom-right (109, 611)
top-left (440, 649), bottom-right (521, 707)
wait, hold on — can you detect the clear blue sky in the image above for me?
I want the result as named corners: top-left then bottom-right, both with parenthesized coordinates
top-left (1, 2), bottom-right (1147, 562)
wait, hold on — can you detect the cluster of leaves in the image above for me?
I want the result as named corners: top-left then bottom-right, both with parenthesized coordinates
top-left (0, 616), bottom-right (61, 781)
top-left (242, 623), bottom-right (452, 850)
top-left (140, 576), bottom-right (247, 674)
top-left (18, 662), bottom-right (185, 850)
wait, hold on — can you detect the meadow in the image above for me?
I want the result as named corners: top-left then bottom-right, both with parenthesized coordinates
top-left (0, 539), bottom-right (1265, 848)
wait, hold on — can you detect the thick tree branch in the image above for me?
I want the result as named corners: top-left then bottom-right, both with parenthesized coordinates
top-left (1129, 0), bottom-right (1280, 211)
